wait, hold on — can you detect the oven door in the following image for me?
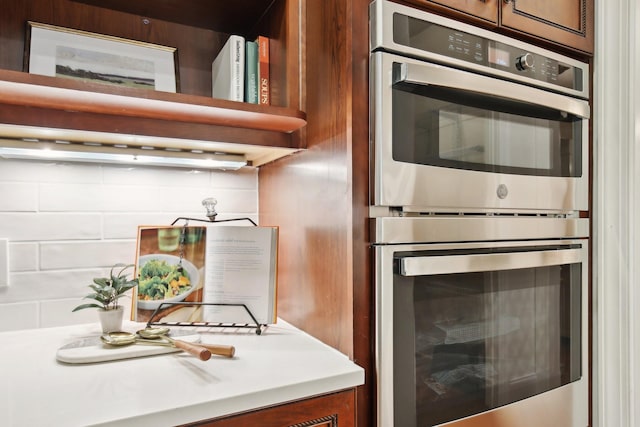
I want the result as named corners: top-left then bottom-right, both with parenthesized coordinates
top-left (375, 238), bottom-right (588, 427)
top-left (370, 51), bottom-right (590, 213)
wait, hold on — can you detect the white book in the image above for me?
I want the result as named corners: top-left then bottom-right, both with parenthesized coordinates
top-left (201, 225), bottom-right (278, 325)
top-left (211, 35), bottom-right (245, 101)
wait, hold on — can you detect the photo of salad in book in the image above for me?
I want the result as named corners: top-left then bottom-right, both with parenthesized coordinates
top-left (132, 224), bottom-right (278, 326)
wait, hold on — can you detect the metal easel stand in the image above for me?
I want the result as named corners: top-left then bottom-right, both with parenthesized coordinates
top-left (146, 302), bottom-right (266, 335)
top-left (170, 197), bottom-right (257, 226)
top-left (152, 197), bottom-right (266, 335)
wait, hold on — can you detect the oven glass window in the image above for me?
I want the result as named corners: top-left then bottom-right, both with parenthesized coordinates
top-left (391, 84), bottom-right (583, 177)
top-left (392, 261), bottom-right (582, 426)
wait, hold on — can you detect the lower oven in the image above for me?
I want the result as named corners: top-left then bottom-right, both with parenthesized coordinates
top-left (373, 217), bottom-right (589, 427)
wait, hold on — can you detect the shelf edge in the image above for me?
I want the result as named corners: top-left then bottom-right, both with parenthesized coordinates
top-left (0, 79), bottom-right (307, 134)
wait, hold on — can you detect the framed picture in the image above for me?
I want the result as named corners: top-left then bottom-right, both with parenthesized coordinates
top-left (25, 22), bottom-right (179, 93)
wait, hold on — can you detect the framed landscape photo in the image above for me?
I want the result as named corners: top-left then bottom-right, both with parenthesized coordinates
top-left (25, 22), bottom-right (178, 92)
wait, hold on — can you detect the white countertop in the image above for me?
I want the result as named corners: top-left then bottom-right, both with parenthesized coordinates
top-left (0, 319), bottom-right (364, 426)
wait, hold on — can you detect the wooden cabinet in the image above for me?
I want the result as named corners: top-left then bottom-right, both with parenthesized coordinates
top-left (0, 0), bottom-right (306, 166)
top-left (259, 0), bottom-right (373, 425)
top-left (500, 0), bottom-right (593, 54)
top-left (401, 0), bottom-right (594, 54)
top-left (182, 389), bottom-right (356, 427)
top-left (411, 0), bottom-right (499, 23)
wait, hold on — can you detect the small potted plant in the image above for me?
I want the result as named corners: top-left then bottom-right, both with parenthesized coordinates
top-left (72, 263), bottom-right (138, 333)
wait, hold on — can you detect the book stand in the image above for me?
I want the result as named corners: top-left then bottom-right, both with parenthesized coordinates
top-left (146, 302), bottom-right (266, 335)
top-left (144, 199), bottom-right (267, 335)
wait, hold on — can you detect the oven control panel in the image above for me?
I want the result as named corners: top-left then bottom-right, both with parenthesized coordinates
top-left (441, 23), bottom-right (578, 88)
top-left (395, 14), bottom-right (582, 92)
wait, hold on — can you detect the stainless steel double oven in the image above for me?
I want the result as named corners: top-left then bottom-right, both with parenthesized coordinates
top-left (369, 1), bottom-right (590, 426)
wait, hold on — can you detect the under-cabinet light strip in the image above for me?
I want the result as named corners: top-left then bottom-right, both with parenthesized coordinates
top-left (0, 146), bottom-right (247, 170)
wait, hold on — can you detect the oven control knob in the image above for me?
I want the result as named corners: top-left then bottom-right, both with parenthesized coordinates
top-left (497, 184), bottom-right (508, 199)
top-left (516, 53), bottom-right (534, 71)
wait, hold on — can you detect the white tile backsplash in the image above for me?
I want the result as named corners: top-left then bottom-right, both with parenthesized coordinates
top-left (0, 159), bottom-right (101, 183)
top-left (0, 238), bottom-right (7, 288)
top-left (9, 243), bottom-right (38, 272)
top-left (0, 182), bottom-right (38, 211)
top-left (0, 302), bottom-right (39, 332)
top-left (210, 168), bottom-right (258, 189)
top-left (0, 213), bottom-right (102, 241)
top-left (102, 165), bottom-right (211, 187)
top-left (6, 268), bottom-right (111, 302)
top-left (103, 213), bottom-right (185, 239)
top-left (42, 298), bottom-right (130, 328)
top-left (40, 240), bottom-right (137, 270)
top-left (0, 158), bottom-right (259, 331)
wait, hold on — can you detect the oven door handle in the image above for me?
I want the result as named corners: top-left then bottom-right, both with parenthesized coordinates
top-left (393, 62), bottom-right (590, 119)
top-left (398, 248), bottom-right (583, 276)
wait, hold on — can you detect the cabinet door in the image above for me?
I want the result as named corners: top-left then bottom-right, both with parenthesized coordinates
top-left (411, 0), bottom-right (498, 23)
top-left (500, 0), bottom-right (593, 53)
top-left (184, 389), bottom-right (356, 427)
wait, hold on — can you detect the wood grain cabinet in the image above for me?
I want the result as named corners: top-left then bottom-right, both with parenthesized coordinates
top-left (0, 0), bottom-right (306, 165)
top-left (500, 0), bottom-right (593, 54)
top-left (182, 389), bottom-right (356, 427)
top-left (402, 0), bottom-right (594, 54)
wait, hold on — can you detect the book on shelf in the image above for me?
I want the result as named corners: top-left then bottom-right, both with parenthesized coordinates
top-left (132, 224), bottom-right (278, 326)
top-left (211, 34), bottom-right (245, 102)
top-left (256, 35), bottom-right (270, 105)
top-left (244, 40), bottom-right (259, 104)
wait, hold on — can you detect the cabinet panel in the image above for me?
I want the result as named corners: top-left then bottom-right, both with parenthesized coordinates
top-left (399, 0), bottom-right (593, 54)
top-left (183, 389), bottom-right (356, 427)
top-left (408, 0), bottom-right (498, 23)
top-left (71, 0), bottom-right (274, 34)
top-left (501, 0), bottom-right (593, 54)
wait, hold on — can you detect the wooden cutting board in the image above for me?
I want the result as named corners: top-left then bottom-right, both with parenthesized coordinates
top-left (56, 331), bottom-right (202, 364)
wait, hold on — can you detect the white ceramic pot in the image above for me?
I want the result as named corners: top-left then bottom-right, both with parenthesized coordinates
top-left (98, 306), bottom-right (124, 333)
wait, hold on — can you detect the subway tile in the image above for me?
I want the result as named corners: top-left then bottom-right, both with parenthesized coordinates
top-left (206, 189), bottom-right (258, 213)
top-left (0, 302), bottom-right (39, 332)
top-left (1, 269), bottom-right (109, 303)
top-left (0, 213), bottom-right (101, 241)
top-left (40, 241), bottom-right (137, 270)
top-left (210, 167), bottom-right (258, 190)
top-left (39, 178), bottom-right (258, 213)
top-left (39, 183), bottom-right (105, 211)
top-left (0, 182), bottom-right (38, 211)
top-left (39, 183), bottom-right (221, 212)
top-left (42, 298), bottom-right (96, 327)
top-left (104, 213), bottom-right (183, 239)
top-left (8, 243), bottom-right (38, 272)
top-left (41, 298), bottom-right (135, 328)
top-left (0, 159), bottom-right (99, 183)
top-left (102, 165), bottom-right (211, 187)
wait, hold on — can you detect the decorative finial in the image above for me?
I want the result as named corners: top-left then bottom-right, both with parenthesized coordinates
top-left (202, 197), bottom-right (218, 221)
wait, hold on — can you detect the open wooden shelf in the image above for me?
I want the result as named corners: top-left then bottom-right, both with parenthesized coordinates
top-left (0, 70), bottom-right (306, 166)
top-left (0, 0), bottom-right (305, 167)
top-left (0, 70), bottom-right (306, 133)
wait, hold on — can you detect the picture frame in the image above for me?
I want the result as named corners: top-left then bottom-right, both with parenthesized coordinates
top-left (25, 22), bottom-right (179, 93)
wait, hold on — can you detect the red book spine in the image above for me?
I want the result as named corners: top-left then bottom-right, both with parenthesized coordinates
top-left (257, 36), bottom-right (270, 105)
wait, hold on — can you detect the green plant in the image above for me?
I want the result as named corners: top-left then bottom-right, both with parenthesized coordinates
top-left (72, 263), bottom-right (138, 312)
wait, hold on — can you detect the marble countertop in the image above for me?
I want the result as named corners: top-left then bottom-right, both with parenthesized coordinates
top-left (0, 319), bottom-right (364, 426)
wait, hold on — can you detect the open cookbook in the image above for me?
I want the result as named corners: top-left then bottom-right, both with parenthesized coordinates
top-left (131, 224), bottom-right (278, 326)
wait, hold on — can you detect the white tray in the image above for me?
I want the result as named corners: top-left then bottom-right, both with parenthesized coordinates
top-left (56, 332), bottom-right (201, 364)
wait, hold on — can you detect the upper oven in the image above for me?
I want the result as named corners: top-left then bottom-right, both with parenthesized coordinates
top-left (370, 0), bottom-right (590, 214)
